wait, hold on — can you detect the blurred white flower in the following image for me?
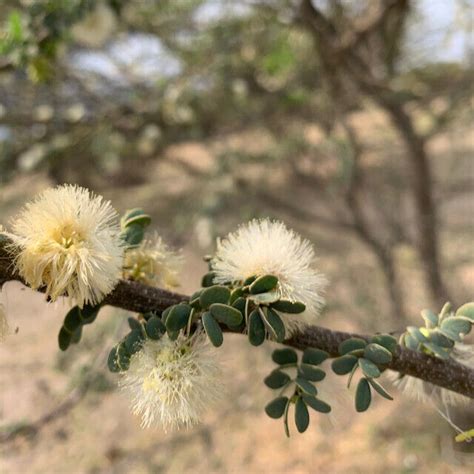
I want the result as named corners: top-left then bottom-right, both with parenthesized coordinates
top-left (390, 343), bottom-right (474, 407)
top-left (211, 219), bottom-right (327, 332)
top-left (11, 185), bottom-right (123, 307)
top-left (34, 105), bottom-right (54, 122)
top-left (65, 103), bottom-right (86, 123)
top-left (123, 234), bottom-right (182, 288)
top-left (120, 332), bottom-right (224, 431)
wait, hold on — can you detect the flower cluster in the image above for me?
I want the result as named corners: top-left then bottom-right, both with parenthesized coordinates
top-left (10, 185), bottom-right (123, 307)
top-left (120, 332), bottom-right (224, 430)
top-left (123, 234), bottom-right (182, 289)
top-left (212, 219), bottom-right (327, 333)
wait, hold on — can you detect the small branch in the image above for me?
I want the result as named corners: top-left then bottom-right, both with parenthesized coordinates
top-left (0, 241), bottom-right (473, 399)
top-left (0, 378), bottom-right (89, 444)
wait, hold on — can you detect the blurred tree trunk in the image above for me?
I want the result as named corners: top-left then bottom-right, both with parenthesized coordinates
top-left (298, 0), bottom-right (451, 309)
top-left (342, 119), bottom-right (408, 323)
top-left (376, 96), bottom-right (450, 306)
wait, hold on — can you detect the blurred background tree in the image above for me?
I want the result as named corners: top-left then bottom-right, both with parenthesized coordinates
top-left (1, 0), bottom-right (473, 325)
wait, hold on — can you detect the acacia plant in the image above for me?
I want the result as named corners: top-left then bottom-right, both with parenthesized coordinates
top-left (0, 185), bottom-right (473, 438)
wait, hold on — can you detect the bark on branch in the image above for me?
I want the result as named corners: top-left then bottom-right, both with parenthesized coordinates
top-left (1, 242), bottom-right (472, 399)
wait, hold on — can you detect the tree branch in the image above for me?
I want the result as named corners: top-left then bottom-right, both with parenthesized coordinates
top-left (0, 240), bottom-right (472, 399)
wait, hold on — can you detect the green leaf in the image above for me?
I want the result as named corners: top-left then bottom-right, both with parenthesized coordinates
top-left (455, 302), bottom-right (474, 322)
top-left (107, 346), bottom-right (120, 373)
top-left (232, 297), bottom-right (246, 315)
top-left (422, 342), bottom-right (450, 359)
top-left (121, 223), bottom-right (145, 247)
top-left (249, 274), bottom-right (278, 294)
top-left (358, 358), bottom-right (381, 379)
top-left (243, 275), bottom-right (257, 286)
top-left (370, 334), bottom-right (398, 355)
top-left (421, 309), bottom-right (439, 328)
top-left (299, 364), bottom-right (326, 382)
top-left (302, 348), bottom-right (329, 366)
top-left (58, 327), bottom-right (71, 351)
top-left (429, 331), bottom-right (454, 349)
top-left (440, 317), bottom-right (471, 341)
top-left (249, 290), bottom-right (281, 305)
top-left (145, 316), bottom-right (166, 340)
top-left (248, 309), bottom-right (266, 346)
top-left (272, 348), bottom-right (298, 365)
top-left (355, 378), bottom-right (372, 412)
top-left (202, 312), bottom-right (223, 347)
top-left (124, 329), bottom-right (144, 355)
top-left (201, 272), bottom-right (216, 288)
top-left (229, 287), bottom-right (243, 305)
top-left (407, 326), bottom-right (428, 342)
top-left (295, 398), bottom-right (310, 433)
top-left (70, 326), bottom-right (82, 345)
top-left (265, 397), bottom-right (289, 419)
top-left (270, 300), bottom-right (306, 314)
top-left (367, 378), bottom-right (393, 401)
top-left (189, 290), bottom-right (202, 309)
top-left (303, 395), bottom-right (331, 414)
top-left (63, 307), bottom-right (82, 333)
top-left (347, 349), bottom-right (365, 357)
top-left (403, 333), bottom-right (420, 350)
top-left (339, 338), bottom-right (367, 355)
top-left (128, 317), bottom-right (142, 331)
top-left (264, 370), bottom-right (291, 389)
top-left (121, 208), bottom-right (151, 228)
top-left (438, 302), bottom-right (452, 322)
top-left (117, 343), bottom-right (131, 371)
top-left (166, 304), bottom-right (192, 332)
top-left (295, 377), bottom-right (317, 396)
top-left (262, 307), bottom-right (286, 342)
top-left (200, 285), bottom-right (231, 308)
top-left (161, 306), bottom-right (173, 325)
top-left (331, 355), bottom-right (358, 375)
top-left (363, 343), bottom-right (392, 365)
top-left (80, 304), bottom-right (100, 324)
top-left (210, 303), bottom-right (243, 327)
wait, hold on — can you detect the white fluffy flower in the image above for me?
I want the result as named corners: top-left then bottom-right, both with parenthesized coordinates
top-left (11, 185), bottom-right (123, 307)
top-left (120, 332), bottom-right (224, 431)
top-left (211, 219), bottom-right (327, 331)
top-left (123, 234), bottom-right (182, 288)
top-left (390, 343), bottom-right (474, 407)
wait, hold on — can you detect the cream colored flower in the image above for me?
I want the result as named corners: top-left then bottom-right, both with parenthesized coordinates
top-left (120, 332), bottom-right (224, 431)
top-left (211, 219), bottom-right (327, 332)
top-left (123, 234), bottom-right (182, 288)
top-left (11, 185), bottom-right (123, 307)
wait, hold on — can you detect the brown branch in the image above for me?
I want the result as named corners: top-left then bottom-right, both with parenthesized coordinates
top-left (1, 240), bottom-right (472, 399)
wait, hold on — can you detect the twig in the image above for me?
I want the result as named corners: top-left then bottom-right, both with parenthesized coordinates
top-left (0, 240), bottom-right (472, 399)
